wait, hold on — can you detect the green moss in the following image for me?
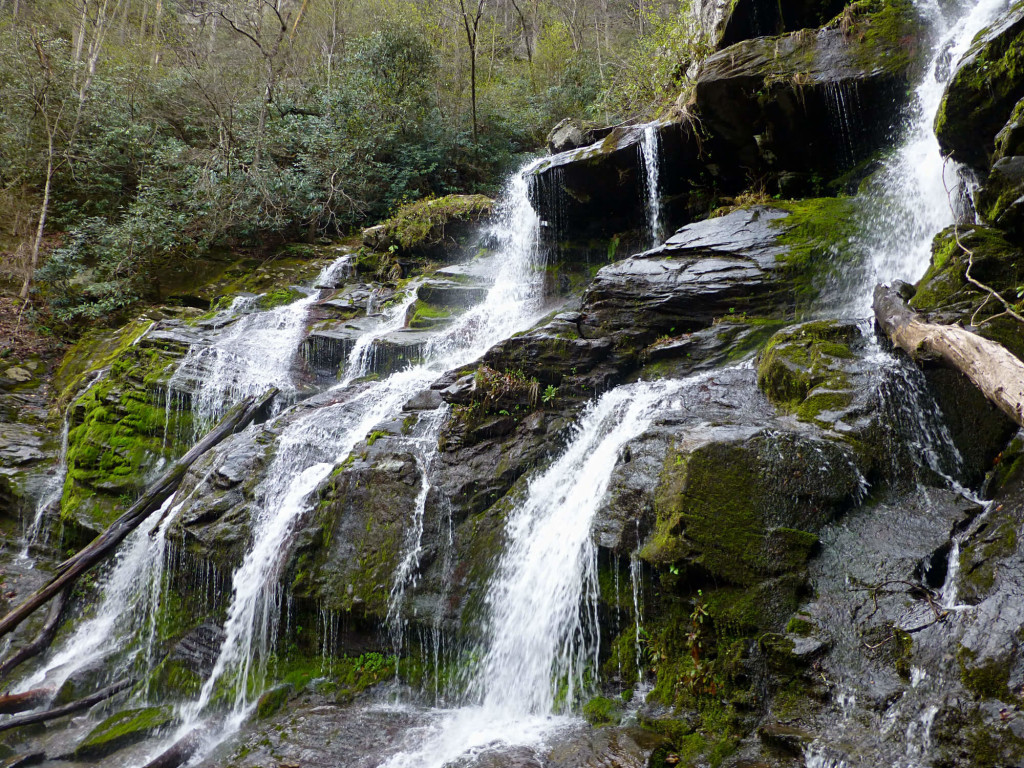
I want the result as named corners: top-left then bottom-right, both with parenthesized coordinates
top-left (256, 683), bottom-right (294, 719)
top-left (60, 343), bottom-right (193, 531)
top-left (785, 615), bottom-right (816, 636)
top-left (53, 318), bottom-right (154, 407)
top-left (365, 430), bottom-right (388, 446)
top-left (75, 706), bottom-right (173, 759)
top-left (911, 225), bottom-right (1024, 360)
top-left (378, 195), bottom-right (493, 252)
top-left (958, 645), bottom-right (1013, 700)
top-left (408, 300), bottom-right (453, 329)
top-left (960, 515), bottom-right (1018, 598)
top-left (757, 320), bottom-right (859, 427)
top-left (936, 5), bottom-right (1024, 167)
top-left (582, 696), bottom-right (621, 726)
top-left (769, 199), bottom-right (861, 303)
top-left (256, 287), bottom-right (305, 309)
top-left (644, 441), bottom-right (820, 584)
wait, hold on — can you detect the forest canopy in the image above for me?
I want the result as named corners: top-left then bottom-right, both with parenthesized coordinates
top-left (0, 0), bottom-right (706, 326)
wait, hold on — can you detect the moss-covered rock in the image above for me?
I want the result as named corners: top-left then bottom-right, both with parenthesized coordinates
top-left (59, 331), bottom-right (193, 537)
top-left (288, 445), bottom-right (421, 620)
top-left (958, 512), bottom-right (1019, 603)
top-left (363, 195), bottom-right (493, 261)
top-left (74, 706), bottom-right (173, 759)
top-left (757, 320), bottom-right (865, 430)
top-left (696, 0), bottom-right (924, 191)
top-left (936, 0), bottom-right (1024, 172)
top-left (583, 696), bottom-right (623, 726)
top-left (643, 427), bottom-right (861, 585)
top-left (910, 225), bottom-right (1024, 361)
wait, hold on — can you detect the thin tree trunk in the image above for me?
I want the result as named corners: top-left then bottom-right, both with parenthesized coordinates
top-left (874, 283), bottom-right (1024, 427)
top-left (19, 149), bottom-right (52, 301)
top-left (0, 389), bottom-right (277, 642)
top-left (0, 589), bottom-right (69, 683)
top-left (0, 679), bottom-right (131, 734)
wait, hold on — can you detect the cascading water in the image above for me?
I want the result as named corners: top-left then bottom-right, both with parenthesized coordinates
top-left (16, 495), bottom-right (184, 697)
top-left (378, 369), bottom-right (731, 768)
top-left (640, 124), bottom-right (664, 247)
top-left (133, 159), bottom-right (549, 764)
top-left (19, 368), bottom-right (107, 558)
top-left (167, 256), bottom-right (352, 433)
top-left (846, 0), bottom-right (1010, 317)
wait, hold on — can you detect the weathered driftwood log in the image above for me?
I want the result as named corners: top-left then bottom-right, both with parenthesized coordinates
top-left (0, 389), bottom-right (277, 642)
top-left (0, 688), bottom-right (54, 715)
top-left (0, 588), bottom-right (68, 684)
top-left (0, 678), bottom-right (131, 734)
top-left (874, 283), bottom-right (1024, 427)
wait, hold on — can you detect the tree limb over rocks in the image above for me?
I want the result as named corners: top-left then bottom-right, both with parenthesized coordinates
top-left (874, 283), bottom-right (1024, 427)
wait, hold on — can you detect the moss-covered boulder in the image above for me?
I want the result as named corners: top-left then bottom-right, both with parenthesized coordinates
top-left (696, 0), bottom-right (924, 191)
top-left (74, 706), bottom-right (173, 759)
top-left (58, 324), bottom-right (194, 537)
top-left (362, 195), bottom-right (493, 261)
top-left (288, 442), bottom-right (423, 622)
top-left (936, 0), bottom-right (1024, 172)
top-left (578, 202), bottom-right (857, 350)
top-left (910, 225), bottom-right (1024, 361)
top-left (643, 426), bottom-right (862, 585)
top-left (757, 320), bottom-right (871, 433)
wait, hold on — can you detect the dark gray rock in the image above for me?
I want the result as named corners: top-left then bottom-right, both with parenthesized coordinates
top-left (578, 207), bottom-right (795, 344)
top-left (936, 0), bottom-right (1024, 172)
top-left (696, 6), bottom-right (923, 190)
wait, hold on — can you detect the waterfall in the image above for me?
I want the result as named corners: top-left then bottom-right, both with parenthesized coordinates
top-left (16, 496), bottom-right (183, 696)
top-left (845, 0), bottom-right (1010, 317)
top-left (378, 369), bottom-right (730, 768)
top-left (133, 159), bottom-right (548, 763)
top-left (167, 256), bottom-right (352, 433)
top-left (19, 368), bottom-right (108, 557)
top-left (640, 124), bottom-right (664, 247)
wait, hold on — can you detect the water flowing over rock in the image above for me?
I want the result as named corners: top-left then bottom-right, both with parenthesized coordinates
top-left (8, 0), bottom-right (1024, 766)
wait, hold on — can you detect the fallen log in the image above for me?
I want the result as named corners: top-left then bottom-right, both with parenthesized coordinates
top-left (0, 388), bottom-right (277, 642)
top-left (0, 678), bottom-right (131, 734)
top-left (874, 283), bottom-right (1024, 427)
top-left (0, 688), bottom-right (54, 715)
top-left (0, 588), bottom-right (68, 685)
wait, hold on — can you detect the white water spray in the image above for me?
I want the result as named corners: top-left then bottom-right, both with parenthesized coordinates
top-left (640, 124), bottom-right (664, 247)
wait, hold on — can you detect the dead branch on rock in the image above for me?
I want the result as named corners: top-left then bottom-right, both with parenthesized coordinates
top-left (0, 389), bottom-right (276, 642)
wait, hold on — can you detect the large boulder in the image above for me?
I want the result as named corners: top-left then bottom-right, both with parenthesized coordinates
top-left (718, 0), bottom-right (848, 48)
top-left (527, 118), bottom-right (705, 248)
top-left (695, 0), bottom-right (924, 192)
top-left (936, 0), bottom-right (1024, 173)
top-left (361, 195), bottom-right (494, 261)
top-left (577, 201), bottom-right (858, 348)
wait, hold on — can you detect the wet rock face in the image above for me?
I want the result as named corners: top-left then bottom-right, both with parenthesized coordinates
top-left (288, 440), bottom-right (424, 622)
top-left (696, 3), bottom-right (923, 190)
top-left (165, 428), bottom-right (274, 569)
top-left (937, 0), bottom-right (1024, 173)
top-left (528, 119), bottom-right (705, 246)
top-left (578, 207), bottom-right (795, 344)
top-left (717, 0), bottom-right (848, 48)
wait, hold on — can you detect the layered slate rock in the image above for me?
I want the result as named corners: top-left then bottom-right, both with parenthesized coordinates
top-left (936, 0), bottom-right (1024, 172)
top-left (578, 206), bottom-right (795, 344)
top-left (527, 118), bottom-right (705, 245)
top-left (695, 0), bottom-right (924, 190)
top-left (718, 0), bottom-right (848, 48)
